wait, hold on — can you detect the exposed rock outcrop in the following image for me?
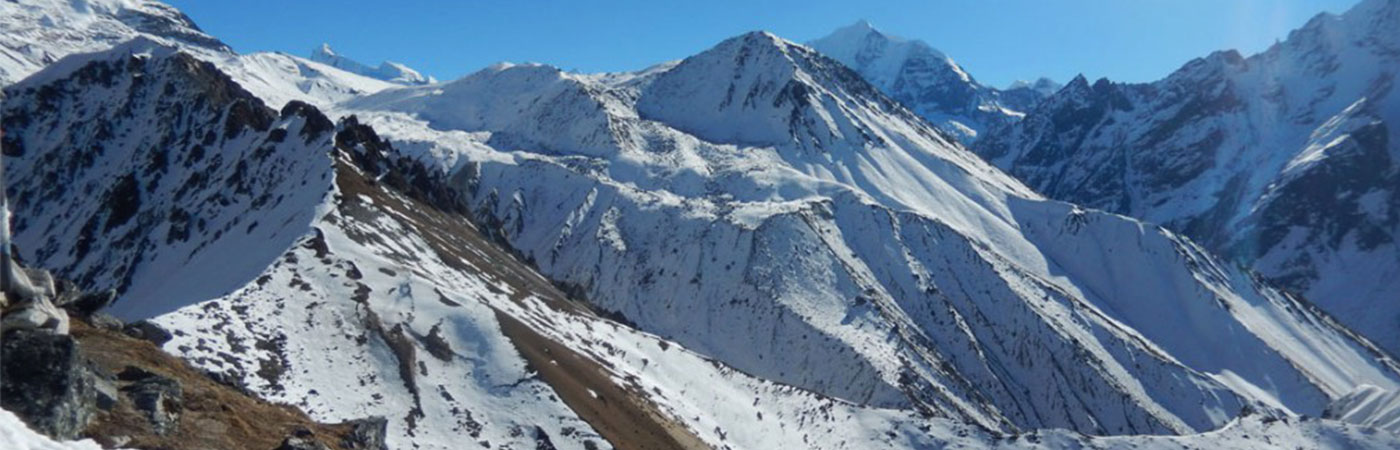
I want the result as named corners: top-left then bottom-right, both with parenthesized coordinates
top-left (0, 329), bottom-right (102, 440)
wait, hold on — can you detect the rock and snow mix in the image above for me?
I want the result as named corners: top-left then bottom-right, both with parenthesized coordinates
top-left (337, 28), bottom-right (1400, 436)
top-left (3, 0), bottom-right (1400, 448)
top-left (0, 408), bottom-right (104, 450)
top-left (975, 0), bottom-right (1400, 359)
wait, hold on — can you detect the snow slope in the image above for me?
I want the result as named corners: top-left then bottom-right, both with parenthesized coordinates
top-left (1326, 385), bottom-right (1400, 434)
top-left (975, 0), bottom-right (1400, 357)
top-left (2, 41), bottom-right (618, 449)
top-left (0, 0), bottom-right (226, 85)
top-left (4, 19), bottom-right (1400, 450)
top-left (6, 2), bottom-right (1400, 448)
top-left (0, 0), bottom-right (397, 109)
top-left (309, 43), bottom-right (435, 85)
top-left (808, 21), bottom-right (1052, 143)
top-left (0, 408), bottom-right (105, 450)
top-left (2, 38), bottom-right (337, 319)
top-left (341, 30), bottom-right (1400, 437)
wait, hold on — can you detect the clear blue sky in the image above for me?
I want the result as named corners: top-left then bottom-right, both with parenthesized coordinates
top-left (166, 0), bottom-right (1359, 88)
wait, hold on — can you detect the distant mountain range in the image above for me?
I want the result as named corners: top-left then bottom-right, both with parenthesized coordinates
top-left (309, 43), bottom-right (435, 85)
top-left (808, 20), bottom-right (1059, 143)
top-left (975, 0), bottom-right (1400, 359)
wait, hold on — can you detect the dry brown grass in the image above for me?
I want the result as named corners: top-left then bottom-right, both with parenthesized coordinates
top-left (73, 320), bottom-right (357, 450)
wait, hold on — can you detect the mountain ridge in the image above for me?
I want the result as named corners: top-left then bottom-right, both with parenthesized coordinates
top-left (973, 0), bottom-right (1400, 358)
top-left (4, 1), bottom-right (1400, 448)
top-left (309, 43), bottom-right (435, 85)
top-left (337, 24), bottom-right (1400, 438)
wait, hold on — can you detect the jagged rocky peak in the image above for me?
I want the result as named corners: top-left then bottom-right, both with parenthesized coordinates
top-left (971, 0), bottom-right (1400, 358)
top-left (2, 38), bottom-right (337, 319)
top-left (308, 43), bottom-right (434, 85)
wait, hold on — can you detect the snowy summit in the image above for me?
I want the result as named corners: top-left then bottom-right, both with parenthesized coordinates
top-left (309, 43), bottom-right (435, 85)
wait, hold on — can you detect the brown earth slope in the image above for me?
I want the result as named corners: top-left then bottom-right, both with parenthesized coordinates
top-left (71, 318), bottom-right (371, 450)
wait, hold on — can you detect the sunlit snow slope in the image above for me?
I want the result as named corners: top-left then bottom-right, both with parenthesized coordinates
top-left (5, 1), bottom-right (1400, 448)
top-left (808, 21), bottom-right (1056, 143)
top-left (0, 0), bottom-right (396, 109)
top-left (341, 30), bottom-right (1400, 436)
top-left (975, 0), bottom-right (1400, 358)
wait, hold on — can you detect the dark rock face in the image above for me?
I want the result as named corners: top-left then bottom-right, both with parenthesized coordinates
top-left (335, 115), bottom-right (467, 214)
top-left (2, 40), bottom-right (336, 318)
top-left (123, 320), bottom-right (174, 346)
top-left (61, 289), bottom-right (118, 319)
top-left (118, 366), bottom-right (185, 436)
top-left (0, 329), bottom-right (100, 440)
top-left (340, 416), bottom-right (389, 450)
top-left (276, 427), bottom-right (330, 450)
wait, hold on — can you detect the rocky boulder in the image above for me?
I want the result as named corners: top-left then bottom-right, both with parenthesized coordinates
top-left (117, 366), bottom-right (184, 436)
top-left (341, 416), bottom-right (389, 450)
top-left (0, 329), bottom-right (102, 440)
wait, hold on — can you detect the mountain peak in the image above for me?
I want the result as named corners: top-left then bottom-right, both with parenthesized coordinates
top-left (731, 30), bottom-right (795, 51)
top-left (826, 19), bottom-right (885, 41)
top-left (637, 29), bottom-right (918, 151)
top-left (1066, 73), bottom-right (1090, 88)
top-left (808, 21), bottom-right (961, 85)
top-left (1006, 77), bottom-right (1063, 96)
top-left (307, 43), bottom-right (433, 85)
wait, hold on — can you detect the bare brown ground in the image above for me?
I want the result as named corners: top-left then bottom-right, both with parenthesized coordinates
top-left (72, 319), bottom-right (359, 449)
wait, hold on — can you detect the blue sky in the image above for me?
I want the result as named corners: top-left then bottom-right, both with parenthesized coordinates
top-left (166, 0), bottom-right (1359, 88)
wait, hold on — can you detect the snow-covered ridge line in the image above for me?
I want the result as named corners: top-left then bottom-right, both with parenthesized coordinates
top-left (2, 38), bottom-right (339, 318)
top-left (0, 0), bottom-right (399, 110)
top-left (337, 21), bottom-right (1400, 438)
top-left (309, 43), bottom-right (435, 85)
top-left (972, 0), bottom-right (1400, 358)
top-left (5, 0), bottom-right (1400, 447)
top-left (0, 0), bottom-right (226, 85)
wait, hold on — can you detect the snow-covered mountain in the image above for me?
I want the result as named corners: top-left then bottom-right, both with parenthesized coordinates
top-left (1, 40), bottom-right (628, 449)
top-left (0, 0), bottom-right (398, 109)
top-left (0, 0), bottom-right (226, 85)
top-left (6, 1), bottom-right (1400, 448)
top-left (807, 21), bottom-right (1053, 143)
top-left (7, 33), bottom-right (1400, 449)
top-left (309, 43), bottom-right (435, 85)
top-left (341, 29), bottom-right (1400, 437)
top-left (1006, 78), bottom-right (1063, 96)
top-left (1, 38), bottom-right (339, 319)
top-left (1001, 77), bottom-right (1063, 110)
top-left (975, 0), bottom-right (1400, 357)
